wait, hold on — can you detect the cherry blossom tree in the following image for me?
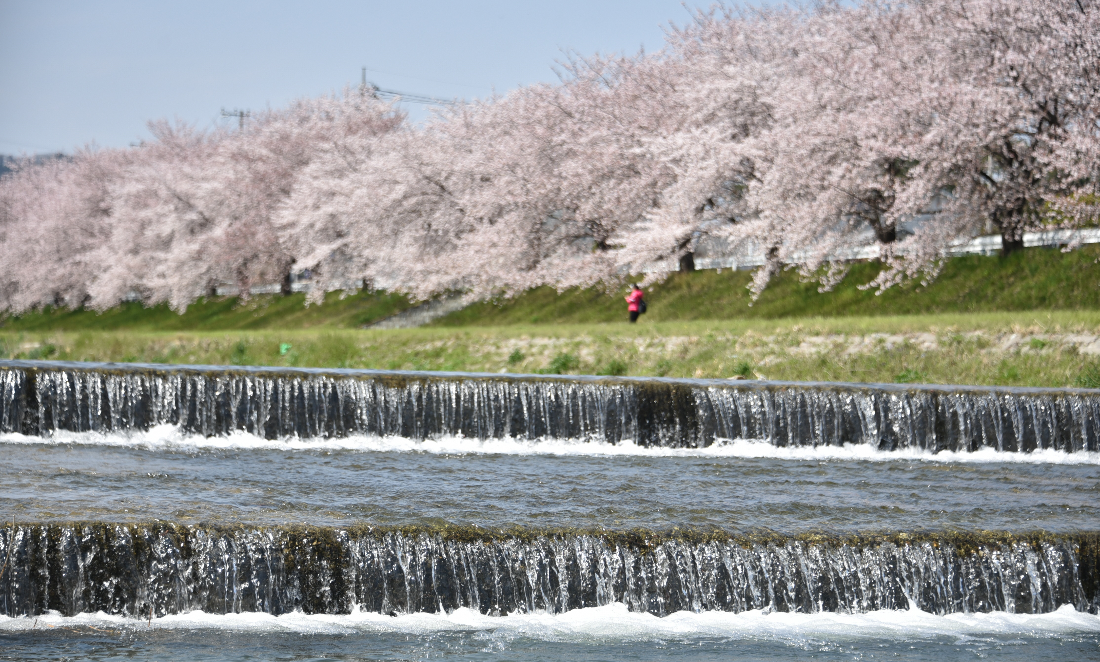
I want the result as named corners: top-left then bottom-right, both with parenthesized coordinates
top-left (629, 0), bottom-right (1100, 295)
top-left (2, 0), bottom-right (1097, 313)
top-left (611, 5), bottom-right (796, 287)
top-left (849, 0), bottom-right (1100, 290)
top-left (923, 0), bottom-right (1099, 246)
top-left (96, 91), bottom-right (404, 310)
top-left (442, 52), bottom-right (688, 296)
top-left (0, 148), bottom-right (126, 313)
top-left (274, 99), bottom-right (468, 302)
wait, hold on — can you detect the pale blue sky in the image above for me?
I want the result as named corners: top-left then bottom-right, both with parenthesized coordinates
top-left (0, 0), bottom-right (737, 154)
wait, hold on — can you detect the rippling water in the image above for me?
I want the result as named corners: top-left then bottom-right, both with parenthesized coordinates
top-left (2, 428), bottom-right (1098, 531)
top-left (3, 605), bottom-right (1100, 661)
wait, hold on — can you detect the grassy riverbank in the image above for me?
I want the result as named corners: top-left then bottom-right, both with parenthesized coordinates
top-left (2, 245), bottom-right (1099, 333)
top-left (435, 244), bottom-right (1100, 326)
top-left (0, 290), bottom-right (414, 332)
top-left (3, 311), bottom-right (1099, 388)
top-left (2, 246), bottom-right (1098, 387)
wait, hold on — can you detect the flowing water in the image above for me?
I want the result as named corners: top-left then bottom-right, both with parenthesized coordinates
top-left (1, 360), bottom-right (1099, 660)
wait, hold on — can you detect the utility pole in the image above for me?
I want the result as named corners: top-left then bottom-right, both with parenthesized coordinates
top-left (360, 67), bottom-right (379, 99)
top-left (221, 108), bottom-right (250, 130)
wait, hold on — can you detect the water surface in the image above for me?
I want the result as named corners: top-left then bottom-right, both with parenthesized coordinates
top-left (2, 428), bottom-right (1097, 532)
top-left (3, 606), bottom-right (1099, 661)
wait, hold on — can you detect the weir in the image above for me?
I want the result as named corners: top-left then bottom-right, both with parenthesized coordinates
top-left (1, 359), bottom-right (1099, 452)
top-left (2, 361), bottom-right (1099, 622)
top-left (0, 524), bottom-right (1097, 618)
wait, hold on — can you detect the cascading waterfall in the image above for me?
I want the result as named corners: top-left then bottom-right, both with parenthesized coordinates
top-left (1, 359), bottom-right (1098, 452)
top-left (3, 360), bottom-right (1099, 629)
top-left (1, 524), bottom-right (1096, 619)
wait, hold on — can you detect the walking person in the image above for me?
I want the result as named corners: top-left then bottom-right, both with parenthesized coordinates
top-left (625, 284), bottom-right (645, 323)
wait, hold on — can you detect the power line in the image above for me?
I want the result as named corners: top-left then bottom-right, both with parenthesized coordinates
top-left (370, 86), bottom-right (455, 105)
top-left (360, 67), bottom-right (453, 106)
top-left (361, 65), bottom-right (481, 91)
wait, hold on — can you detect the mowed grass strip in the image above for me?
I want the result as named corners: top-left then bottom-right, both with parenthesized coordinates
top-left (3, 311), bottom-right (1099, 388)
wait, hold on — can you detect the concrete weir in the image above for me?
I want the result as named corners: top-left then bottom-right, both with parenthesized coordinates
top-left (1, 359), bottom-right (1099, 452)
top-left (1, 524), bottom-right (1097, 618)
top-left (1, 360), bottom-right (1099, 620)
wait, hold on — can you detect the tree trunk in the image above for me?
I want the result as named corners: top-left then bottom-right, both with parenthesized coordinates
top-left (281, 272), bottom-right (293, 296)
top-left (995, 202), bottom-right (1027, 257)
top-left (1001, 230), bottom-right (1025, 256)
top-left (871, 220), bottom-right (896, 244)
top-left (679, 252), bottom-right (696, 272)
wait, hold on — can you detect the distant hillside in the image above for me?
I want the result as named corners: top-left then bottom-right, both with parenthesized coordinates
top-left (0, 152), bottom-right (68, 178)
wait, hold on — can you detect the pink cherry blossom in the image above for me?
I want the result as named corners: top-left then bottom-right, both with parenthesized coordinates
top-left (1, 1), bottom-right (1096, 312)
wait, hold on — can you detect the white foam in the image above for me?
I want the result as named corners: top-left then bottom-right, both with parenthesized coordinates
top-left (0, 604), bottom-right (1096, 643)
top-left (1, 426), bottom-right (1099, 464)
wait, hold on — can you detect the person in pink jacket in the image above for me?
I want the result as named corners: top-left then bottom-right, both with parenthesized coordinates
top-left (625, 285), bottom-right (645, 323)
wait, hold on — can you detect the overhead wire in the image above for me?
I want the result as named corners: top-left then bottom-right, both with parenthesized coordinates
top-left (363, 82), bottom-right (454, 106)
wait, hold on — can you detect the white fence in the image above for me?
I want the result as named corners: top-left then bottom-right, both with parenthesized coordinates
top-left (685, 227), bottom-right (1100, 273)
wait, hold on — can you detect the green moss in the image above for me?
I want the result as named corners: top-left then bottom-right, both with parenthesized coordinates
top-left (1078, 533), bottom-right (1100, 606)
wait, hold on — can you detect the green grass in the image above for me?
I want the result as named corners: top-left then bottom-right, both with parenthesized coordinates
top-left (3, 311), bottom-right (1099, 388)
top-left (1, 246), bottom-right (1098, 388)
top-left (433, 245), bottom-right (1100, 326)
top-left (0, 289), bottom-right (413, 332)
top-left (2, 245), bottom-right (1097, 333)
